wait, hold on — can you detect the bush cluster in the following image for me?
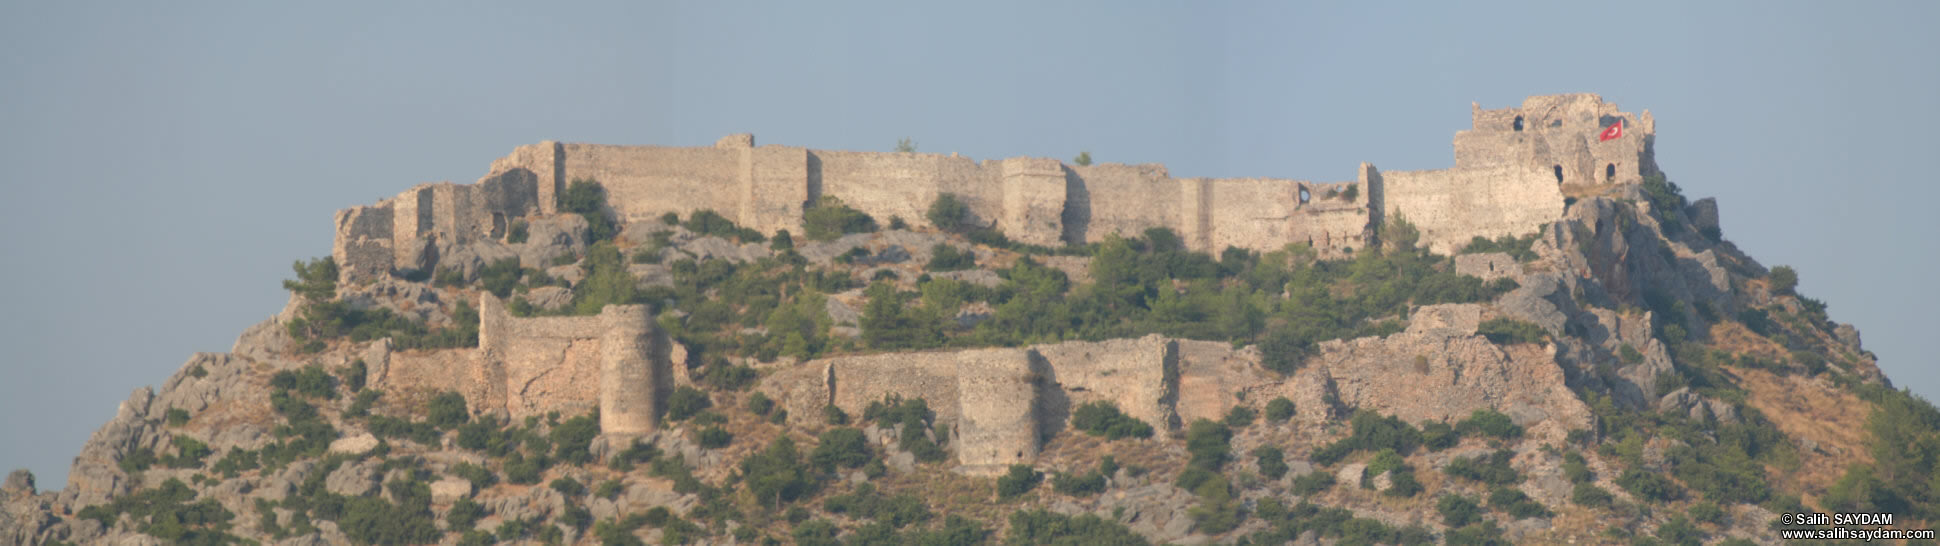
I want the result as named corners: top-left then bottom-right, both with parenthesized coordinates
top-left (1069, 401), bottom-right (1155, 440)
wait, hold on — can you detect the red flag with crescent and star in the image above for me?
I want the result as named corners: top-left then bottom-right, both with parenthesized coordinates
top-left (1599, 119), bottom-right (1623, 141)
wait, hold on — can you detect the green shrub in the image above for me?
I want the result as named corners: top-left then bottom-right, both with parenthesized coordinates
top-left (823, 404), bottom-right (849, 425)
top-left (811, 428), bottom-right (872, 471)
top-left (824, 483), bottom-right (932, 528)
top-left (1476, 317), bottom-right (1548, 345)
top-left (448, 462), bottom-right (496, 491)
top-left (282, 256), bottom-right (338, 301)
top-left (696, 426), bottom-right (732, 449)
top-left (1069, 401), bottom-right (1154, 440)
top-left (1768, 265), bottom-right (1798, 295)
top-left (1458, 233), bottom-right (1540, 262)
top-left (1616, 468), bottom-right (1685, 503)
top-left (1619, 344), bottom-right (1644, 365)
top-left (1224, 405), bottom-right (1257, 428)
top-left (997, 464), bottom-right (1043, 499)
top-left (1385, 469), bottom-right (1423, 498)
top-left (698, 361), bottom-right (759, 391)
top-left (746, 391), bottom-right (775, 416)
top-left (426, 391), bottom-right (469, 429)
top-left (1264, 397), bottom-right (1295, 422)
top-left (1444, 521), bottom-right (1508, 546)
top-left (1571, 482), bottom-right (1613, 507)
top-left (1311, 410), bottom-right (1423, 466)
top-left (1656, 514), bottom-right (1701, 546)
top-left (550, 413), bottom-right (600, 464)
top-left (1444, 449), bottom-right (1520, 485)
top-left (165, 408), bottom-right (190, 428)
top-left (770, 229), bottom-right (794, 251)
top-left (1255, 445), bottom-right (1288, 480)
top-left (803, 196), bottom-right (877, 241)
top-left (1454, 408), bottom-right (1523, 439)
top-left (1186, 473), bottom-right (1243, 533)
top-left (1184, 419), bottom-right (1234, 472)
top-left (340, 360), bottom-right (367, 393)
top-left (1290, 469), bottom-right (1336, 495)
top-left (1258, 328), bottom-right (1312, 374)
top-left (75, 478), bottom-right (243, 543)
top-left (209, 448), bottom-right (259, 479)
top-left (549, 476), bottom-right (586, 498)
top-left (926, 244), bottom-right (977, 271)
top-left (1051, 467), bottom-right (1109, 497)
top-left (561, 179), bottom-right (617, 243)
top-left (1005, 509), bottom-right (1151, 545)
top-left (366, 415), bottom-right (439, 445)
top-left (338, 479), bottom-right (440, 545)
top-left (160, 435), bottom-right (213, 469)
top-left (666, 387), bottom-right (711, 421)
top-left (740, 436), bottom-right (814, 508)
top-left (1437, 494), bottom-right (1482, 527)
top-left (271, 364), bottom-right (337, 400)
top-left (1563, 451), bottom-right (1593, 483)
top-left (926, 193), bottom-right (976, 234)
top-left (1488, 486), bottom-right (1551, 519)
top-left (506, 220), bottom-right (528, 244)
top-left (1421, 421), bottom-right (1459, 451)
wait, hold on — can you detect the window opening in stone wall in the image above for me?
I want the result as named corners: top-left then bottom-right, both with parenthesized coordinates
top-left (1606, 163), bottom-right (1616, 181)
top-left (1553, 166), bottom-right (1564, 183)
top-left (1512, 116), bottom-right (1524, 131)
top-left (1297, 187), bottom-right (1310, 204)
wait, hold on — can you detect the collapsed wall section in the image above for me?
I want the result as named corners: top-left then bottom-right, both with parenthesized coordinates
top-left (1031, 335), bottom-right (1179, 432)
top-left (478, 293), bottom-right (664, 436)
top-left (333, 204), bottom-right (395, 283)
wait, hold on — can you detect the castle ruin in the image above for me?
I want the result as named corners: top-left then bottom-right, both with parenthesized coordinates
top-left (334, 93), bottom-right (1657, 283)
top-left (341, 94), bottom-right (1652, 469)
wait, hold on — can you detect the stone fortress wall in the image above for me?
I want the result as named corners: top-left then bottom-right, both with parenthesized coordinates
top-left (334, 94), bottom-right (1651, 468)
top-left (333, 94), bottom-right (1657, 281)
top-left (373, 294), bottom-right (670, 438)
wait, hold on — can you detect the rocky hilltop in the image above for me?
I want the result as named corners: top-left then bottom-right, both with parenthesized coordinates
top-left (5, 95), bottom-right (1936, 545)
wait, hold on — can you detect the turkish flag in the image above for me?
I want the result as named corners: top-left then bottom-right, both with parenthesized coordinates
top-left (1599, 119), bottom-right (1623, 141)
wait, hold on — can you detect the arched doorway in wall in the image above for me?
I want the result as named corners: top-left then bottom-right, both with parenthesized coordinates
top-left (1606, 163), bottom-right (1616, 181)
top-left (1297, 187), bottom-right (1310, 204)
top-left (1513, 116), bottom-right (1524, 131)
top-left (1553, 165), bottom-right (1564, 183)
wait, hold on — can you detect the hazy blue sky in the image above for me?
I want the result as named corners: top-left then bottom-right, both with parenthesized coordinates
top-left (3, 2), bottom-right (1934, 488)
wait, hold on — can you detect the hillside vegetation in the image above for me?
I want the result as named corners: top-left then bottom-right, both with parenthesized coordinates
top-left (3, 178), bottom-right (1937, 546)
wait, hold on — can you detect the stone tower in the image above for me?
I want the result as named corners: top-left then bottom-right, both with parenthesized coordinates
top-left (1452, 94), bottom-right (1657, 186)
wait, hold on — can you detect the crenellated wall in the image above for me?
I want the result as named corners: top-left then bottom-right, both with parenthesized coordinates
top-left (332, 93), bottom-right (1652, 283)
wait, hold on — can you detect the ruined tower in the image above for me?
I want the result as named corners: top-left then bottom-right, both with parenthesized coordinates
top-left (1453, 93), bottom-right (1658, 186)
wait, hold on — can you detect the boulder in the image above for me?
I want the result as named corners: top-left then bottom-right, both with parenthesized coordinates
top-left (60, 387), bottom-right (157, 510)
top-left (328, 434), bottom-right (380, 455)
top-left (518, 214), bottom-right (591, 269)
top-left (3, 469), bottom-right (33, 497)
top-left (1334, 463), bottom-right (1366, 488)
top-left (430, 478), bottom-right (473, 504)
top-left (324, 460), bottom-right (381, 497)
top-left (525, 286), bottom-right (574, 311)
top-left (932, 269), bottom-right (1003, 287)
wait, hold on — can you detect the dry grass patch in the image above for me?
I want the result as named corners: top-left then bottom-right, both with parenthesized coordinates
top-left (1727, 365), bottom-right (1870, 499)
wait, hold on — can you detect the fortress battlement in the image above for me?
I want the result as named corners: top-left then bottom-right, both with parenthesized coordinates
top-left (332, 94), bottom-right (1654, 280)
